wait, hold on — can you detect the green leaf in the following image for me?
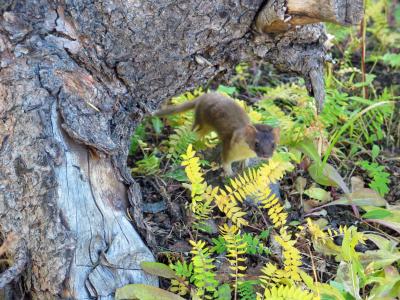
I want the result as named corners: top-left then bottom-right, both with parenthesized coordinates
top-left (322, 163), bottom-right (350, 193)
top-left (335, 261), bottom-right (361, 300)
top-left (289, 220), bottom-right (301, 226)
top-left (163, 168), bottom-right (188, 182)
top-left (366, 219), bottom-right (400, 234)
top-left (381, 52), bottom-right (400, 68)
top-left (368, 266), bottom-right (400, 299)
top-left (140, 262), bottom-right (177, 279)
top-left (329, 281), bottom-right (356, 300)
top-left (308, 162), bottom-right (338, 188)
top-left (129, 123), bottom-right (146, 154)
top-left (115, 284), bottom-right (185, 300)
top-left (132, 153), bottom-right (160, 175)
top-left (371, 145), bottom-right (380, 160)
top-left (259, 229), bottom-right (271, 240)
top-left (364, 233), bottom-right (396, 251)
top-left (304, 187), bottom-right (332, 202)
top-left (211, 236), bottom-right (227, 254)
top-left (362, 209), bottom-right (392, 220)
top-left (217, 284), bottom-right (231, 300)
top-left (327, 189), bottom-right (387, 207)
top-left (217, 85), bottom-right (237, 96)
top-left (295, 138), bottom-right (321, 162)
top-left (353, 74), bottom-right (376, 87)
top-left (359, 161), bottom-right (390, 196)
top-left (360, 248), bottom-right (400, 270)
top-left (151, 117), bottom-right (164, 135)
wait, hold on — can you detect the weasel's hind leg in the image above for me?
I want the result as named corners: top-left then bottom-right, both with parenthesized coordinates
top-left (221, 141), bottom-right (234, 176)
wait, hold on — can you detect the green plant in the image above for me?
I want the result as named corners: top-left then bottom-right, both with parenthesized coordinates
top-left (168, 124), bottom-right (199, 161)
top-left (132, 153), bottom-right (160, 175)
top-left (129, 123), bottom-right (146, 155)
top-left (211, 236), bottom-right (227, 254)
top-left (220, 224), bottom-right (247, 300)
top-left (189, 240), bottom-right (219, 299)
top-left (238, 280), bottom-right (258, 300)
top-left (307, 218), bottom-right (400, 300)
top-left (123, 3), bottom-right (400, 298)
top-left (359, 160), bottom-right (390, 196)
top-left (242, 232), bottom-right (269, 255)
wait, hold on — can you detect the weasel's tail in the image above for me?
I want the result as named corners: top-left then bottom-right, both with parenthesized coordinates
top-left (154, 99), bottom-right (198, 117)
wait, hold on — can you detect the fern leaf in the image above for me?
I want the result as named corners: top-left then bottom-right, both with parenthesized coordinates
top-left (257, 285), bottom-right (319, 300)
top-left (220, 224), bottom-right (248, 299)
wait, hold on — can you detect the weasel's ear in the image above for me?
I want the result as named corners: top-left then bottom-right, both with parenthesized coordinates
top-left (231, 125), bottom-right (255, 147)
top-left (272, 127), bottom-right (280, 144)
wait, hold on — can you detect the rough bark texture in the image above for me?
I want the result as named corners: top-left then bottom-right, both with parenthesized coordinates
top-left (0, 0), bottom-right (358, 298)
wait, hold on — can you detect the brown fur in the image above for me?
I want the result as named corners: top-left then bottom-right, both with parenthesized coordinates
top-left (155, 93), bottom-right (279, 176)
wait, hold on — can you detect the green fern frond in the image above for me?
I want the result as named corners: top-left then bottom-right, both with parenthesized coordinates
top-left (359, 161), bottom-right (390, 196)
top-left (189, 240), bottom-right (219, 299)
top-left (131, 152), bottom-right (160, 175)
top-left (220, 224), bottom-right (247, 298)
top-left (238, 280), bottom-right (258, 300)
top-left (168, 124), bottom-right (199, 161)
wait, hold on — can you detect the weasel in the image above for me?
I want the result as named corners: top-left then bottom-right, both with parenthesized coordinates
top-left (155, 92), bottom-right (279, 176)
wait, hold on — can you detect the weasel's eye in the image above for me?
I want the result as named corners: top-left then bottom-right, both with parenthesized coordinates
top-left (255, 141), bottom-right (260, 150)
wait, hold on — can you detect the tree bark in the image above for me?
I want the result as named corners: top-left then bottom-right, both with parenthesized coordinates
top-left (0, 0), bottom-right (361, 298)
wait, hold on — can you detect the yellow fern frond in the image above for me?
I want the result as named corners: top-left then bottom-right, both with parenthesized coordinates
top-left (215, 193), bottom-right (248, 227)
top-left (276, 228), bottom-right (302, 282)
top-left (256, 285), bottom-right (320, 300)
top-left (255, 186), bottom-right (287, 228)
top-left (257, 155), bottom-right (294, 184)
top-left (260, 227), bottom-right (302, 286)
top-left (213, 167), bottom-right (264, 227)
top-left (181, 145), bottom-right (213, 219)
top-left (307, 218), bottom-right (329, 244)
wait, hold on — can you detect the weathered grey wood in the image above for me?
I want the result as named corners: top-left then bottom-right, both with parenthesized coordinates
top-left (256, 0), bottom-right (364, 33)
top-left (0, 0), bottom-right (361, 298)
top-left (0, 239), bottom-right (27, 289)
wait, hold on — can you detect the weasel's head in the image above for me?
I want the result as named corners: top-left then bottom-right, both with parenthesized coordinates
top-left (249, 124), bottom-right (280, 159)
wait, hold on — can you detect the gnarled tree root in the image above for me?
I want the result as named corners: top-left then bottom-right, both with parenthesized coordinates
top-left (0, 240), bottom-right (28, 289)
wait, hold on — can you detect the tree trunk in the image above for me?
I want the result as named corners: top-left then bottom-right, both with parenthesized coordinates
top-left (0, 0), bottom-right (362, 298)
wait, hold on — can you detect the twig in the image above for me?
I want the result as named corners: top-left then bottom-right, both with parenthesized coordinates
top-left (360, 13), bottom-right (368, 99)
top-left (307, 245), bottom-right (319, 283)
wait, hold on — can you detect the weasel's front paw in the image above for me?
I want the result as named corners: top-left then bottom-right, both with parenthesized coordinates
top-left (222, 164), bottom-right (234, 177)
